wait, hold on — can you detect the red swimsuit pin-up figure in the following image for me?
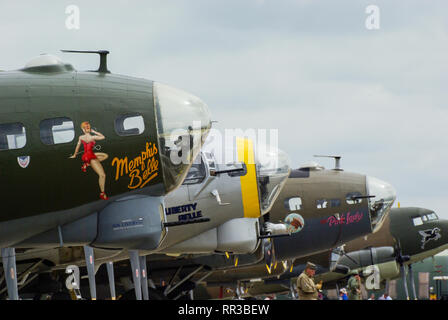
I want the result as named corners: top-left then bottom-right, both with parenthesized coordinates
top-left (70, 121), bottom-right (109, 200)
top-left (81, 140), bottom-right (98, 169)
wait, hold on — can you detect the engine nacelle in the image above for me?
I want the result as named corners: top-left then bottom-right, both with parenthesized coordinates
top-left (162, 218), bottom-right (259, 254)
top-left (375, 260), bottom-right (401, 280)
top-left (15, 195), bottom-right (165, 251)
top-left (216, 218), bottom-right (259, 253)
top-left (92, 195), bottom-right (164, 250)
top-left (336, 246), bottom-right (395, 270)
top-left (358, 260), bottom-right (401, 290)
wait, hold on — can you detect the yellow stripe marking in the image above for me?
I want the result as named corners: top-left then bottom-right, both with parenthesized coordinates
top-left (236, 137), bottom-right (260, 218)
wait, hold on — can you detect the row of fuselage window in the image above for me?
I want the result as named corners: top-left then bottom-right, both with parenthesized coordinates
top-left (412, 213), bottom-right (439, 226)
top-left (0, 114), bottom-right (145, 151)
top-left (183, 161), bottom-right (365, 209)
top-left (286, 195), bottom-right (363, 211)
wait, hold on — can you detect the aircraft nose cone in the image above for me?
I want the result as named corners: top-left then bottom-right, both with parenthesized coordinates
top-left (438, 220), bottom-right (448, 240)
top-left (255, 144), bottom-right (291, 215)
top-left (366, 176), bottom-right (397, 232)
top-left (153, 82), bottom-right (212, 193)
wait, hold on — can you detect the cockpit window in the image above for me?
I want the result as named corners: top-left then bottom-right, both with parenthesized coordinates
top-left (256, 144), bottom-right (291, 214)
top-left (413, 217), bottom-right (423, 226)
top-left (366, 176), bottom-right (396, 233)
top-left (285, 197), bottom-right (302, 211)
top-left (427, 213), bottom-right (438, 221)
top-left (182, 155), bottom-right (206, 185)
top-left (413, 213), bottom-right (438, 226)
top-left (153, 82), bottom-right (211, 193)
top-left (0, 122), bottom-right (26, 150)
top-left (346, 192), bottom-right (363, 205)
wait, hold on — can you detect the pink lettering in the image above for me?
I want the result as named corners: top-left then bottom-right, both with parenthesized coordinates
top-left (325, 212), bottom-right (363, 227)
top-left (327, 216), bottom-right (337, 227)
top-left (346, 212), bottom-right (363, 225)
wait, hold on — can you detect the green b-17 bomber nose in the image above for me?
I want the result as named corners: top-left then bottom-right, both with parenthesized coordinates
top-left (366, 176), bottom-right (397, 232)
top-left (0, 52), bottom-right (213, 251)
top-left (154, 82), bottom-right (212, 193)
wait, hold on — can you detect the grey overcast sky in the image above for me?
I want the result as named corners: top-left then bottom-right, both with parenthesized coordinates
top-left (1, 1), bottom-right (448, 218)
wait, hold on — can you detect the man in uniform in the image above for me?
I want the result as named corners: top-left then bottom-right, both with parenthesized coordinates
top-left (296, 262), bottom-right (322, 300)
top-left (347, 273), bottom-right (362, 300)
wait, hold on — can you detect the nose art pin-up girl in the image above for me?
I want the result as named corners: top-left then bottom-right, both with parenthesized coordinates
top-left (70, 121), bottom-right (109, 200)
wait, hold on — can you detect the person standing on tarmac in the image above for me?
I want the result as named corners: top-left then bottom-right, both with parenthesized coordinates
top-left (296, 262), bottom-right (323, 300)
top-left (347, 273), bottom-right (362, 300)
top-left (339, 288), bottom-right (349, 300)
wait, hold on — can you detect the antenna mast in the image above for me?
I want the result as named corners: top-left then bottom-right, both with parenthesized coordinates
top-left (61, 50), bottom-right (110, 73)
top-left (314, 155), bottom-right (343, 171)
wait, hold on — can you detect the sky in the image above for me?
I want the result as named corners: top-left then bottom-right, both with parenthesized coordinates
top-left (1, 1), bottom-right (448, 218)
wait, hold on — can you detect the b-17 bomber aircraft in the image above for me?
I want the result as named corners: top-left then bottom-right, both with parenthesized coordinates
top-left (0, 51), bottom-right (212, 300)
top-left (267, 158), bottom-right (396, 262)
top-left (106, 158), bottom-right (396, 299)
top-left (0, 135), bottom-right (291, 300)
top-left (185, 159), bottom-right (396, 287)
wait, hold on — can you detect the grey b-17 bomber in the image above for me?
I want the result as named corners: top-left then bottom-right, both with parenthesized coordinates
top-left (0, 51), bottom-right (212, 299)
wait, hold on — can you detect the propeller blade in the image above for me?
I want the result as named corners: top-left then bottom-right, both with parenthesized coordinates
top-left (290, 279), bottom-right (297, 299)
top-left (1, 248), bottom-right (19, 300)
top-left (396, 240), bottom-right (411, 300)
top-left (139, 256), bottom-right (149, 301)
top-left (408, 264), bottom-right (418, 300)
top-left (399, 263), bottom-right (410, 300)
top-left (106, 261), bottom-right (116, 300)
top-left (83, 245), bottom-right (97, 300)
top-left (129, 250), bottom-right (142, 300)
